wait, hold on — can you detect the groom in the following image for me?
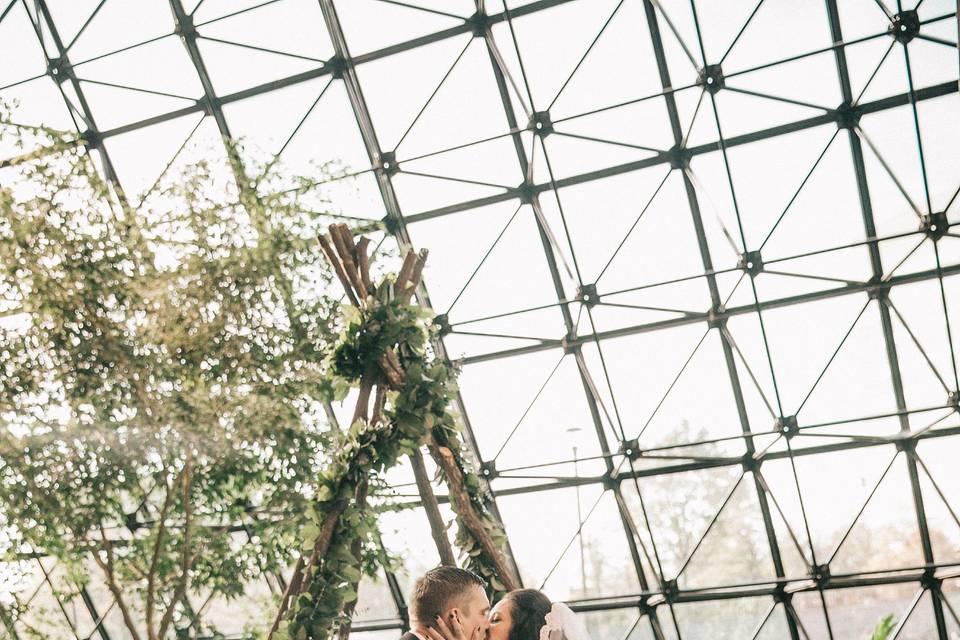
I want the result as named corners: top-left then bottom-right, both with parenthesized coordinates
top-left (401, 567), bottom-right (490, 640)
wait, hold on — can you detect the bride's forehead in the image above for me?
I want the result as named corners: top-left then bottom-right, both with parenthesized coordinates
top-left (490, 599), bottom-right (511, 616)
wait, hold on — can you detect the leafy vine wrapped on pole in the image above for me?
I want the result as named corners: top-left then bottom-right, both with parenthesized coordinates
top-left (269, 225), bottom-right (517, 640)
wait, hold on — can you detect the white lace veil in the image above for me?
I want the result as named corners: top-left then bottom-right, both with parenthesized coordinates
top-left (537, 602), bottom-right (592, 640)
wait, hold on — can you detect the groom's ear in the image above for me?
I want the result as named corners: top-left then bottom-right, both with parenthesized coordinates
top-left (446, 608), bottom-right (462, 627)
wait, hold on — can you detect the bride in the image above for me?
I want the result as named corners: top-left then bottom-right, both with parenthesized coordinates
top-left (425, 589), bottom-right (592, 640)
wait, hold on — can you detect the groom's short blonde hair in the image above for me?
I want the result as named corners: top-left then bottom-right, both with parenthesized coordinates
top-left (410, 566), bottom-right (485, 625)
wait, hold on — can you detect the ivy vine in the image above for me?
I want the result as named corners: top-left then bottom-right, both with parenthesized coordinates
top-left (271, 228), bottom-right (516, 640)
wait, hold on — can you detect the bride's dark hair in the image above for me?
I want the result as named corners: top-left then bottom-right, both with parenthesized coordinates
top-left (504, 589), bottom-right (552, 640)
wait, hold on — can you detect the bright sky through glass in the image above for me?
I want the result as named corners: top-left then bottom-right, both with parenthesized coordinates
top-left (2, 0), bottom-right (960, 638)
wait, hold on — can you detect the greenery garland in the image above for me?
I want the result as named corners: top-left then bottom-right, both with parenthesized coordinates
top-left (271, 227), bottom-right (516, 640)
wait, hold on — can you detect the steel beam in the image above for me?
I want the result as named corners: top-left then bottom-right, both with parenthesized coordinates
top-left (473, 4), bottom-right (665, 631)
top-left (461, 259), bottom-right (960, 365)
top-left (638, 0), bottom-right (799, 634)
top-left (316, 0), bottom-right (523, 587)
top-left (824, 1), bottom-right (948, 636)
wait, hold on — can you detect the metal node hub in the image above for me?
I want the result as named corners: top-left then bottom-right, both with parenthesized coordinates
top-left (707, 306), bottom-right (727, 329)
top-left (379, 151), bottom-right (399, 175)
top-left (810, 563), bottom-right (831, 585)
top-left (920, 211), bottom-right (947, 241)
top-left (530, 110), bottom-right (554, 136)
top-left (174, 12), bottom-right (196, 38)
top-left (738, 250), bottom-right (764, 277)
top-left (432, 313), bottom-right (452, 336)
top-left (775, 415), bottom-right (799, 438)
top-left (698, 64), bottom-right (725, 94)
top-left (47, 56), bottom-right (72, 84)
top-left (516, 180), bottom-right (538, 204)
top-left (620, 438), bottom-right (641, 461)
top-left (467, 11), bottom-right (491, 37)
top-left (889, 10), bottom-right (920, 44)
top-left (325, 55), bottom-right (348, 79)
top-left (577, 283), bottom-right (599, 307)
top-left (667, 144), bottom-right (690, 170)
top-left (835, 102), bottom-right (862, 130)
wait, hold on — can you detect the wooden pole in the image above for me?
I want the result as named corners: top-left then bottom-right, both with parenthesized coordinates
top-left (409, 448), bottom-right (457, 567)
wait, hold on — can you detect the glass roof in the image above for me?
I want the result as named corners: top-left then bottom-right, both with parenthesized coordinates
top-left (2, 0), bottom-right (960, 638)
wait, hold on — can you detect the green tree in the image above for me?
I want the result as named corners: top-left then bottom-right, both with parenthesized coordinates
top-left (0, 113), bottom-right (355, 639)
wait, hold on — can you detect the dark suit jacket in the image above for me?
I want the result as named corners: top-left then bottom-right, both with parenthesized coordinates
top-left (400, 633), bottom-right (422, 640)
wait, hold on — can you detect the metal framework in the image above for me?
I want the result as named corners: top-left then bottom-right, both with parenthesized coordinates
top-left (2, 0), bottom-right (960, 638)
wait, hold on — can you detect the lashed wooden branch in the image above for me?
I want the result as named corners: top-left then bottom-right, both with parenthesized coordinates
top-left (427, 442), bottom-right (518, 592)
top-left (269, 225), bottom-right (451, 639)
top-left (410, 449), bottom-right (457, 567)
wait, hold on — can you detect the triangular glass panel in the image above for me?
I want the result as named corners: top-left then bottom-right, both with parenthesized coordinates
top-left (672, 595), bottom-right (775, 638)
top-left (547, 0), bottom-right (665, 122)
top-left (678, 475), bottom-right (779, 590)
top-left (830, 453), bottom-right (925, 575)
top-left (498, 486), bottom-right (641, 601)
top-left (198, 0), bottom-right (334, 63)
top-left (77, 36), bottom-right (203, 103)
top-left (754, 601), bottom-right (793, 640)
top-left (79, 78), bottom-right (195, 132)
top-left (197, 36), bottom-right (319, 97)
top-left (335, 0), bottom-right (466, 56)
top-left (823, 582), bottom-right (926, 639)
top-left (62, 0), bottom-right (175, 63)
top-left (389, 40), bottom-right (513, 161)
top-left (623, 463), bottom-right (743, 580)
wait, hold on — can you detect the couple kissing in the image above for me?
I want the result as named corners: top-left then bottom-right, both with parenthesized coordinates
top-left (400, 567), bottom-right (591, 640)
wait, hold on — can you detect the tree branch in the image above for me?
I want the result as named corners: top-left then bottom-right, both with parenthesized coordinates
top-left (146, 473), bottom-right (176, 640)
top-left (157, 452), bottom-right (194, 640)
top-left (93, 522), bottom-right (144, 640)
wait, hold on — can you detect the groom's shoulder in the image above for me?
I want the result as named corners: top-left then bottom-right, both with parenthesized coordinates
top-left (399, 632), bottom-right (421, 640)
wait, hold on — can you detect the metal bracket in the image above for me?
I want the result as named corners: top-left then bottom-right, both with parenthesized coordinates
top-left (776, 415), bottom-right (799, 438)
top-left (698, 64), bottom-right (725, 94)
top-left (433, 313), bottom-right (452, 337)
top-left (921, 567), bottom-right (941, 590)
top-left (480, 460), bottom-right (498, 480)
top-left (895, 436), bottom-right (916, 453)
top-left (381, 214), bottom-right (401, 235)
top-left (325, 55), bottom-right (349, 79)
top-left (80, 129), bottom-right (102, 147)
top-left (741, 452), bottom-right (761, 472)
top-left (667, 144), bottom-right (691, 170)
top-left (836, 102), bottom-right (862, 130)
top-left (516, 180), bottom-right (538, 204)
top-left (466, 11), bottom-right (491, 37)
top-left (530, 110), bottom-right (554, 136)
top-left (379, 151), bottom-right (399, 175)
top-left (47, 57), bottom-right (72, 84)
top-left (866, 277), bottom-right (890, 301)
top-left (920, 211), bottom-right (947, 241)
top-left (738, 250), bottom-right (764, 277)
top-left (773, 583), bottom-right (791, 603)
top-left (561, 332), bottom-right (580, 355)
top-left (707, 306), bottom-right (727, 329)
top-left (577, 283), bottom-right (600, 307)
top-left (174, 12), bottom-right (196, 38)
top-left (620, 438), bottom-right (642, 461)
top-left (601, 474), bottom-right (618, 492)
top-left (663, 578), bottom-right (680, 602)
top-left (124, 512), bottom-right (141, 533)
top-left (810, 563), bottom-right (830, 586)
top-left (889, 10), bottom-right (920, 44)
